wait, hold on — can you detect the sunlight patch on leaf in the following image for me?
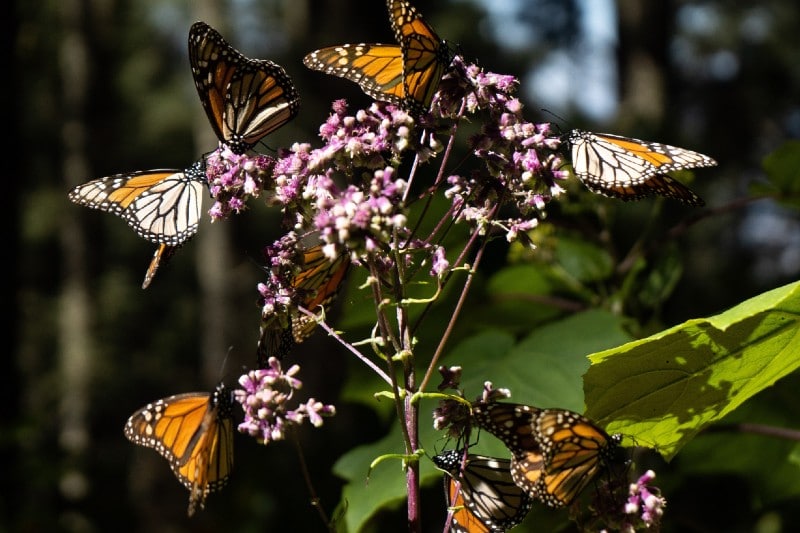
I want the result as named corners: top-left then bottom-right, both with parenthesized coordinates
top-left (585, 280), bottom-right (800, 461)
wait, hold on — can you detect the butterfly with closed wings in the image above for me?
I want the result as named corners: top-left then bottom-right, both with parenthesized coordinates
top-left (124, 382), bottom-right (235, 516)
top-left (433, 450), bottom-right (533, 533)
top-left (257, 236), bottom-right (351, 365)
top-left (303, 0), bottom-right (451, 116)
top-left (68, 159), bottom-right (207, 288)
top-left (567, 129), bottom-right (717, 206)
top-left (189, 21), bottom-right (300, 154)
top-left (472, 402), bottom-right (623, 509)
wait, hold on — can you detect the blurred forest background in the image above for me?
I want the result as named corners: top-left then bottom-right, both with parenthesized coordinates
top-left (8, 0), bottom-right (800, 531)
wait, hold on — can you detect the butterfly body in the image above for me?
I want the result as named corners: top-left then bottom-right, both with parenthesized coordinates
top-left (124, 383), bottom-right (235, 516)
top-left (568, 129), bottom-right (717, 206)
top-left (189, 21), bottom-right (300, 154)
top-left (433, 450), bottom-right (533, 533)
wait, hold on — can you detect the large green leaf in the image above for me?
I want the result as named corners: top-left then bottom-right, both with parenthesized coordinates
top-left (584, 280), bottom-right (800, 460)
top-left (332, 425), bottom-right (432, 533)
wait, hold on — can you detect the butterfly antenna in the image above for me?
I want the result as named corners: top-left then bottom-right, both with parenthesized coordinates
top-left (540, 108), bottom-right (572, 138)
top-left (218, 345), bottom-right (234, 382)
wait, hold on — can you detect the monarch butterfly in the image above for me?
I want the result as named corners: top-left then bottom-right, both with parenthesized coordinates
top-left (302, 0), bottom-right (451, 115)
top-left (189, 21), bottom-right (300, 154)
top-left (472, 402), bottom-right (622, 508)
top-left (256, 241), bottom-right (351, 364)
top-left (567, 129), bottom-right (717, 206)
top-left (68, 159), bottom-right (207, 288)
top-left (124, 383), bottom-right (235, 516)
top-left (433, 450), bottom-right (533, 533)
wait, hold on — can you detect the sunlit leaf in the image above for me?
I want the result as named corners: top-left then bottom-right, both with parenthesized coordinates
top-left (585, 280), bottom-right (800, 460)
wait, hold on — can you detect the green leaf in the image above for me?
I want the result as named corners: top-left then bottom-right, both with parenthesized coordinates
top-left (472, 265), bottom-right (566, 336)
top-left (584, 280), bottom-right (800, 460)
top-left (761, 140), bottom-right (800, 195)
top-left (555, 235), bottom-right (614, 283)
top-left (444, 310), bottom-right (633, 411)
top-left (332, 432), bottom-right (412, 532)
top-left (487, 264), bottom-right (560, 295)
top-left (331, 408), bottom-right (451, 533)
top-left (618, 244), bottom-right (684, 313)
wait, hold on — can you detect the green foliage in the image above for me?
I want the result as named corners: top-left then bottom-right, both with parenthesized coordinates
top-left (757, 140), bottom-right (800, 203)
top-left (585, 279), bottom-right (800, 460)
top-left (677, 394), bottom-right (800, 507)
top-left (333, 310), bottom-right (633, 531)
top-left (617, 244), bottom-right (684, 319)
top-left (331, 411), bottom-right (454, 532)
top-left (448, 310), bottom-right (633, 410)
top-left (472, 265), bottom-right (567, 335)
top-left (554, 234), bottom-right (615, 284)
top-left (17, 1), bottom-right (800, 530)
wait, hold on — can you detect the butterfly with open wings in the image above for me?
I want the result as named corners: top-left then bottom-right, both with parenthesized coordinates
top-left (69, 22), bottom-right (300, 287)
top-left (303, 0), bottom-right (451, 116)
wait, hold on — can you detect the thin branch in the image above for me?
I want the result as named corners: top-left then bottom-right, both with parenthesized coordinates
top-left (419, 218), bottom-right (494, 393)
top-left (290, 429), bottom-right (335, 532)
top-left (703, 422), bottom-right (800, 441)
top-left (296, 306), bottom-right (392, 385)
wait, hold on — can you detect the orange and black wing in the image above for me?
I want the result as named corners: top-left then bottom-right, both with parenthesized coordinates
top-left (386, 0), bottom-right (451, 114)
top-left (434, 450), bottom-right (533, 532)
top-left (141, 243), bottom-right (181, 289)
top-left (69, 160), bottom-right (206, 288)
top-left (257, 242), bottom-right (351, 365)
top-left (581, 172), bottom-right (706, 206)
top-left (472, 402), bottom-right (623, 508)
top-left (290, 243), bottom-right (352, 341)
top-left (303, 43), bottom-right (406, 108)
top-left (471, 402), bottom-right (541, 455)
top-left (68, 160), bottom-right (206, 246)
top-left (124, 383), bottom-right (235, 516)
top-left (568, 129), bottom-right (716, 206)
top-left (189, 21), bottom-right (300, 154)
top-left (302, 1), bottom-right (449, 115)
top-left (528, 408), bottom-right (619, 508)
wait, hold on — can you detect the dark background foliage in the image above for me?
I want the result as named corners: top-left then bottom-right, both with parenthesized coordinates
top-left (8, 0), bottom-right (800, 531)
